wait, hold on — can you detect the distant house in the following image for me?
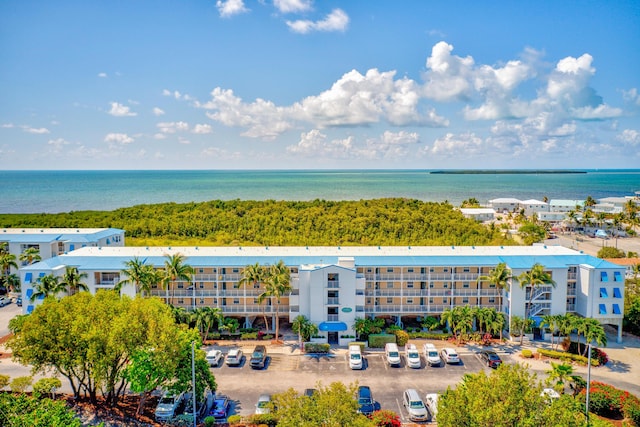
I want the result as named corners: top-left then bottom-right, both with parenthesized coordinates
top-left (489, 198), bottom-right (521, 213)
top-left (519, 199), bottom-right (549, 216)
top-left (548, 200), bottom-right (584, 213)
top-left (460, 208), bottom-right (496, 222)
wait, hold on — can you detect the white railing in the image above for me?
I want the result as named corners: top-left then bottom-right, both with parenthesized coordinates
top-left (326, 281), bottom-right (340, 288)
top-left (326, 297), bottom-right (340, 305)
top-left (327, 314), bottom-right (339, 321)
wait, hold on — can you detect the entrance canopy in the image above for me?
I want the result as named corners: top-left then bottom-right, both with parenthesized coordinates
top-left (318, 322), bottom-right (348, 332)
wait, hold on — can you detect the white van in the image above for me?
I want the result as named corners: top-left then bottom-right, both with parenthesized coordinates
top-left (348, 345), bottom-right (363, 370)
top-left (405, 344), bottom-right (421, 368)
top-left (403, 388), bottom-right (430, 422)
top-left (385, 343), bottom-right (401, 367)
top-left (423, 343), bottom-right (441, 367)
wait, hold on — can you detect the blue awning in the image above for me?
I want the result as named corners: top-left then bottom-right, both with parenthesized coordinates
top-left (27, 305), bottom-right (34, 314)
top-left (318, 322), bottom-right (348, 332)
top-left (24, 272), bottom-right (32, 283)
top-left (529, 316), bottom-right (543, 327)
top-left (26, 289), bottom-right (33, 299)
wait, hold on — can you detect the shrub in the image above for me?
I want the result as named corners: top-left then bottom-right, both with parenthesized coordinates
top-left (348, 342), bottom-right (366, 352)
top-left (262, 334), bottom-right (274, 340)
top-left (0, 374), bottom-right (9, 389)
top-left (304, 343), bottom-right (331, 353)
top-left (33, 377), bottom-right (62, 398)
top-left (10, 376), bottom-right (32, 393)
top-left (241, 332), bottom-right (258, 340)
top-left (385, 325), bottom-right (401, 333)
top-left (368, 334), bottom-right (396, 348)
top-left (407, 332), bottom-right (453, 340)
top-left (172, 414), bottom-right (195, 426)
top-left (565, 341), bottom-right (609, 365)
top-left (394, 330), bottom-right (410, 347)
top-left (226, 414), bottom-right (242, 424)
top-left (536, 348), bottom-right (599, 366)
top-left (370, 409), bottom-right (402, 427)
top-left (248, 413), bottom-right (278, 426)
top-left (521, 349), bottom-right (533, 358)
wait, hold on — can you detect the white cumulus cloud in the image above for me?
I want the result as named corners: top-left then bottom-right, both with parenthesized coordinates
top-left (104, 133), bottom-right (134, 144)
top-left (622, 88), bottom-right (640, 106)
top-left (617, 129), bottom-right (640, 146)
top-left (108, 102), bottom-right (137, 117)
top-left (22, 126), bottom-right (50, 134)
top-left (286, 8), bottom-right (349, 34)
top-left (431, 132), bottom-right (484, 156)
top-left (216, 0), bottom-right (248, 18)
top-left (47, 138), bottom-right (70, 153)
top-left (157, 121), bottom-right (190, 134)
top-left (274, 0), bottom-right (312, 13)
top-left (153, 107), bottom-right (165, 116)
top-left (192, 124), bottom-right (213, 134)
top-left (97, 72), bottom-right (107, 78)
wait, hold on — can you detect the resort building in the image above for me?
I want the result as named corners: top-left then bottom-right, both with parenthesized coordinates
top-left (1, 228), bottom-right (125, 275)
top-left (489, 198), bottom-right (521, 213)
top-left (19, 245), bottom-right (626, 343)
top-left (519, 199), bottom-right (549, 216)
top-left (460, 208), bottom-right (496, 222)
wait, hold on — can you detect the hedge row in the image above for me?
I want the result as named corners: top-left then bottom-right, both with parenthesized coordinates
top-left (407, 332), bottom-right (453, 340)
top-left (536, 348), bottom-right (599, 366)
top-left (579, 381), bottom-right (640, 426)
top-left (304, 343), bottom-right (331, 354)
top-left (207, 332), bottom-right (273, 340)
top-left (368, 334), bottom-right (397, 348)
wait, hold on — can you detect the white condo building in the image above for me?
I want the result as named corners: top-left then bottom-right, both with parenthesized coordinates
top-left (19, 245), bottom-right (626, 343)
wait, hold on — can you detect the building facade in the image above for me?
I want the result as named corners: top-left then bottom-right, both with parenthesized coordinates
top-left (19, 245), bottom-right (626, 343)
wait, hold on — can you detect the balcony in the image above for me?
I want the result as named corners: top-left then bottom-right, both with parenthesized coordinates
top-left (326, 297), bottom-right (340, 305)
top-left (326, 281), bottom-right (340, 288)
top-left (454, 273), bottom-right (479, 281)
top-left (327, 314), bottom-right (339, 321)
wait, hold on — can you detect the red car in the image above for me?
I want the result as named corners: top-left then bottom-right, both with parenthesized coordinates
top-left (479, 350), bottom-right (502, 368)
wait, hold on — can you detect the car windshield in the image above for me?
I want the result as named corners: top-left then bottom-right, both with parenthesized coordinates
top-left (257, 401), bottom-right (269, 408)
top-left (410, 401), bottom-right (425, 409)
top-left (488, 354), bottom-right (499, 360)
top-left (389, 351), bottom-right (399, 357)
top-left (359, 397), bottom-right (372, 404)
top-left (408, 351), bottom-right (419, 358)
top-left (428, 351), bottom-right (438, 357)
top-left (448, 352), bottom-right (458, 358)
top-left (351, 353), bottom-right (361, 360)
top-left (159, 396), bottom-right (175, 404)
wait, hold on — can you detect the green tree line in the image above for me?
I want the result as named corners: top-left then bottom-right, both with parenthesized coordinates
top-left (0, 198), bottom-right (511, 247)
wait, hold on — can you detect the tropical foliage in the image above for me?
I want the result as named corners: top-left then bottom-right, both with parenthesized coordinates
top-left (0, 199), bottom-right (511, 247)
top-left (516, 263), bottom-right (556, 344)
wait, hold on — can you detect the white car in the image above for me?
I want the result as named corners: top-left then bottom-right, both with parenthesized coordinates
top-left (405, 344), bottom-right (421, 369)
top-left (348, 345), bottom-right (363, 370)
top-left (155, 391), bottom-right (184, 421)
top-left (440, 348), bottom-right (460, 364)
top-left (225, 348), bottom-right (243, 366)
top-left (255, 394), bottom-right (272, 414)
top-left (0, 296), bottom-right (11, 307)
top-left (206, 349), bottom-right (223, 367)
top-left (425, 393), bottom-right (439, 419)
top-left (423, 343), bottom-right (441, 367)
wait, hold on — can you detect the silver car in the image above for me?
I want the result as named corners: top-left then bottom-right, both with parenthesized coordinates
top-left (225, 348), bottom-right (243, 366)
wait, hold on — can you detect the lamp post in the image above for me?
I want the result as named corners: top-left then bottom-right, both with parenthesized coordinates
top-left (192, 341), bottom-right (197, 427)
top-left (585, 342), bottom-right (592, 426)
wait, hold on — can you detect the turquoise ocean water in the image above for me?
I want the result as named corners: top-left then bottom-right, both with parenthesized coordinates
top-left (1, 170), bottom-right (639, 214)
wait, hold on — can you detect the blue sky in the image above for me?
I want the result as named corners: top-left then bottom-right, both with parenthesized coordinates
top-left (1, 0), bottom-right (639, 170)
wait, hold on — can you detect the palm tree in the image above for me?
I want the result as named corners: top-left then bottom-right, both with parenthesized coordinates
top-left (292, 315), bottom-right (318, 342)
top-left (192, 306), bottom-right (222, 342)
top-left (486, 311), bottom-right (507, 340)
top-left (555, 314), bottom-right (575, 351)
top-left (30, 274), bottom-right (66, 301)
top-left (516, 263), bottom-right (556, 344)
top-left (584, 196), bottom-right (597, 208)
top-left (115, 257), bottom-right (154, 296)
top-left (1, 273), bottom-right (20, 293)
top-left (571, 316), bottom-right (588, 355)
top-left (163, 253), bottom-right (194, 306)
top-left (546, 362), bottom-right (574, 394)
top-left (477, 262), bottom-right (512, 314)
top-left (583, 318), bottom-right (607, 356)
top-left (539, 314), bottom-right (558, 348)
top-left (237, 262), bottom-right (268, 329)
top-left (19, 247), bottom-right (41, 266)
top-left (60, 266), bottom-right (88, 295)
top-left (0, 252), bottom-right (18, 276)
top-left (473, 306), bottom-right (495, 334)
top-left (264, 260), bottom-right (292, 343)
top-left (454, 305), bottom-right (474, 342)
top-left (440, 309), bottom-right (458, 340)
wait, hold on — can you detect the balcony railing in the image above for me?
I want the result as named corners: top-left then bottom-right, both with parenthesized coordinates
top-left (327, 314), bottom-right (339, 321)
top-left (326, 297), bottom-right (340, 305)
top-left (326, 281), bottom-right (340, 288)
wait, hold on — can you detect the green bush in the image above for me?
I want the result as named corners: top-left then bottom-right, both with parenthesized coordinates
top-left (248, 413), bottom-right (279, 426)
top-left (407, 331), bottom-right (452, 340)
top-left (521, 349), bottom-right (533, 358)
top-left (33, 377), bottom-right (62, 398)
top-left (537, 348), bottom-right (599, 366)
top-left (204, 416), bottom-right (217, 427)
top-left (348, 342), bottom-right (366, 352)
top-left (0, 374), bottom-right (9, 389)
top-left (241, 332), bottom-right (258, 340)
top-left (368, 334), bottom-right (396, 348)
top-left (394, 330), bottom-right (410, 347)
top-left (10, 376), bottom-right (32, 393)
top-left (226, 414), bottom-right (242, 424)
top-left (304, 343), bottom-right (331, 353)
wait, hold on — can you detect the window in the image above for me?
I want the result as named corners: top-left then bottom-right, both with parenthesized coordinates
top-left (429, 298), bottom-right (434, 304)
top-left (600, 272), bottom-right (608, 282)
top-left (407, 282), bottom-right (414, 288)
top-left (407, 268), bottom-right (414, 273)
top-left (463, 282), bottom-right (470, 288)
top-left (232, 268), bottom-right (239, 273)
top-left (367, 268), bottom-right (372, 273)
top-left (444, 268), bottom-right (449, 273)
top-left (599, 304), bottom-right (606, 315)
top-left (443, 283), bottom-right (448, 288)
top-left (462, 298), bottom-right (469, 304)
top-left (387, 298), bottom-right (393, 304)
top-left (463, 267), bottom-right (470, 273)
top-left (613, 304), bottom-right (621, 315)
top-left (429, 283), bottom-right (434, 288)
top-left (614, 272), bottom-right (622, 282)
top-left (199, 268), bottom-right (204, 273)
top-left (199, 282), bottom-right (204, 289)
top-left (199, 299), bottom-right (204, 305)
top-left (233, 298), bottom-right (239, 304)
top-left (178, 299), bottom-right (184, 304)
top-left (613, 288), bottom-right (622, 298)
top-left (429, 268), bottom-right (434, 273)
top-left (488, 297), bottom-right (495, 303)
top-left (387, 282), bottom-right (393, 288)
top-left (489, 283), bottom-right (496, 288)
top-left (600, 288), bottom-right (608, 298)
top-left (387, 268), bottom-right (394, 273)
top-left (407, 298), bottom-right (414, 304)
top-left (253, 298), bottom-right (258, 304)
top-left (443, 298), bottom-right (448, 304)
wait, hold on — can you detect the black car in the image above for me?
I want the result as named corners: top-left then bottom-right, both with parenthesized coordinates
top-left (357, 386), bottom-right (375, 416)
top-left (16, 296), bottom-right (22, 307)
top-left (479, 350), bottom-right (502, 368)
top-left (250, 345), bottom-right (267, 369)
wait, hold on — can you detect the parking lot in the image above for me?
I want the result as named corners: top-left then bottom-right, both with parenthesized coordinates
top-left (210, 343), bottom-right (516, 424)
